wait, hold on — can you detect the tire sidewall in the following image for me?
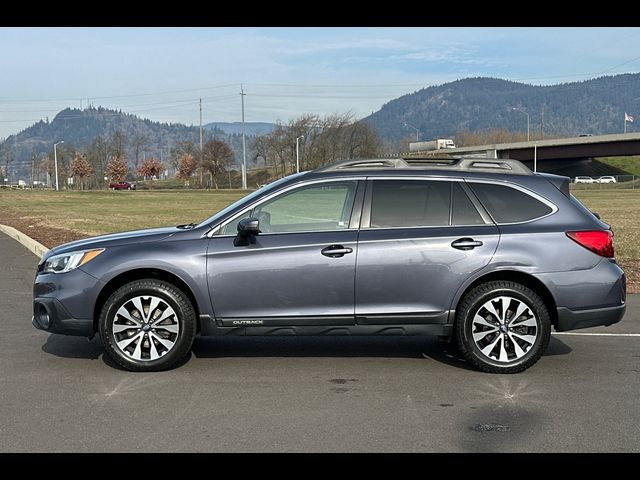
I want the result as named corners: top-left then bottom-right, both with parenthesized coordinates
top-left (100, 282), bottom-right (195, 371)
top-left (460, 286), bottom-right (550, 371)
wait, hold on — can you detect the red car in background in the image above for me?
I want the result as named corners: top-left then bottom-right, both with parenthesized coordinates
top-left (109, 181), bottom-right (136, 191)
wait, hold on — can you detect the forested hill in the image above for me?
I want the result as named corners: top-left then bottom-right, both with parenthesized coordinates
top-left (362, 74), bottom-right (640, 143)
top-left (0, 107), bottom-right (258, 179)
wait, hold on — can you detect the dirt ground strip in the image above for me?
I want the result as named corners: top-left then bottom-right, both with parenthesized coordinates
top-left (0, 213), bottom-right (87, 251)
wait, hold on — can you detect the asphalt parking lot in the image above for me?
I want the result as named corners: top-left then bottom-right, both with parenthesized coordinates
top-left (1, 232), bottom-right (639, 452)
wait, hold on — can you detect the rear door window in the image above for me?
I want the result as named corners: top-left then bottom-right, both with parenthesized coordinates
top-left (369, 180), bottom-right (450, 228)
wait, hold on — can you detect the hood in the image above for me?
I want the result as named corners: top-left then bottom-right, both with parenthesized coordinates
top-left (47, 226), bottom-right (181, 257)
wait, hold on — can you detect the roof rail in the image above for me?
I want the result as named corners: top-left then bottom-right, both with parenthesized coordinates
top-left (314, 158), bottom-right (410, 171)
top-left (315, 156), bottom-right (532, 175)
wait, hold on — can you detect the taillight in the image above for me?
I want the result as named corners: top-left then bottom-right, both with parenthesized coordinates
top-left (566, 230), bottom-right (614, 258)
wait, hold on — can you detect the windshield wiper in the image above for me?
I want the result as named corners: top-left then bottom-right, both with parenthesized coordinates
top-left (176, 223), bottom-right (197, 229)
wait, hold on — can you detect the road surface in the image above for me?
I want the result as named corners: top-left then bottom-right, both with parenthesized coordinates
top-left (1, 232), bottom-right (638, 452)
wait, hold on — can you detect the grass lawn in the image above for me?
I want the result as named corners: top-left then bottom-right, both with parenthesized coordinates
top-left (596, 156), bottom-right (640, 176)
top-left (1, 186), bottom-right (638, 292)
top-left (0, 189), bottom-right (248, 236)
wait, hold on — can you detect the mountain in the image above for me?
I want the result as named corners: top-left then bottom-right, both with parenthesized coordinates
top-left (0, 107), bottom-right (260, 180)
top-left (362, 74), bottom-right (640, 144)
top-left (205, 122), bottom-right (276, 136)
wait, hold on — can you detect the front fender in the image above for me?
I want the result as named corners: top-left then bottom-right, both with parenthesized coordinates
top-left (80, 237), bottom-right (212, 317)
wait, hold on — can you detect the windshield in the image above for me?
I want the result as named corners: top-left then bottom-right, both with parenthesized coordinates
top-left (196, 173), bottom-right (305, 228)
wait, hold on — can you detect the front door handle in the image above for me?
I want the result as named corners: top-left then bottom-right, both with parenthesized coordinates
top-left (321, 245), bottom-right (353, 258)
top-left (451, 238), bottom-right (483, 250)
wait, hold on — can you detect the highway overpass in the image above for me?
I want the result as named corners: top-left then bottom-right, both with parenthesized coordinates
top-left (410, 132), bottom-right (640, 161)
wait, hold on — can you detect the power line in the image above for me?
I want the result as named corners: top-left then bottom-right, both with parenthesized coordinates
top-left (515, 56), bottom-right (640, 82)
top-left (595, 55), bottom-right (640, 75)
top-left (243, 82), bottom-right (431, 87)
top-left (247, 93), bottom-right (401, 99)
top-left (0, 94), bottom-right (238, 114)
top-left (0, 83), bottom-right (239, 104)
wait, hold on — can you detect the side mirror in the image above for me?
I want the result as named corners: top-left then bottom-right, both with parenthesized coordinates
top-left (234, 217), bottom-right (260, 246)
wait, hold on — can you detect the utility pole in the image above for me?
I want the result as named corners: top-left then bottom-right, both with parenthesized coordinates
top-left (533, 143), bottom-right (537, 173)
top-left (199, 98), bottom-right (204, 188)
top-left (540, 103), bottom-right (545, 140)
top-left (510, 108), bottom-right (529, 142)
top-left (240, 84), bottom-right (247, 189)
top-left (53, 141), bottom-right (64, 191)
top-left (296, 135), bottom-right (305, 173)
top-left (199, 98), bottom-right (203, 153)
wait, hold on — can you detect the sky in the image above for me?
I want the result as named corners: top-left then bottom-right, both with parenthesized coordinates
top-left (1, 27), bottom-right (640, 138)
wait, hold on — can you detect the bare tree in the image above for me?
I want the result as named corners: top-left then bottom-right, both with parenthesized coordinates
top-left (170, 140), bottom-right (198, 170)
top-left (109, 130), bottom-right (127, 159)
top-left (39, 156), bottom-right (54, 186)
top-left (131, 130), bottom-right (150, 169)
top-left (49, 143), bottom-right (74, 183)
top-left (201, 140), bottom-right (234, 189)
top-left (251, 135), bottom-right (270, 169)
top-left (0, 141), bottom-right (12, 182)
top-left (86, 136), bottom-right (111, 189)
top-left (454, 128), bottom-right (557, 147)
top-left (253, 112), bottom-right (382, 178)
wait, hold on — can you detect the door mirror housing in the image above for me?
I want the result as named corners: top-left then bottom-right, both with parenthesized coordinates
top-left (234, 217), bottom-right (260, 246)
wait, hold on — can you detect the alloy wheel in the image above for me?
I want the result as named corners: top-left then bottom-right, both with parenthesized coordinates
top-left (471, 296), bottom-right (538, 363)
top-left (111, 295), bottom-right (180, 362)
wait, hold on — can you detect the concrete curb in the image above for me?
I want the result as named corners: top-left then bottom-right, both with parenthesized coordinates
top-left (0, 224), bottom-right (49, 258)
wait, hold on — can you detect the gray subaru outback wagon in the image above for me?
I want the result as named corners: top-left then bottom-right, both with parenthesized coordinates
top-left (33, 157), bottom-right (626, 373)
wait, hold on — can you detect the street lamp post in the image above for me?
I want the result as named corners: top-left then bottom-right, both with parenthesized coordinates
top-left (404, 122), bottom-right (420, 142)
top-left (53, 141), bottom-right (64, 191)
top-left (511, 107), bottom-right (530, 142)
top-left (296, 135), bottom-right (305, 173)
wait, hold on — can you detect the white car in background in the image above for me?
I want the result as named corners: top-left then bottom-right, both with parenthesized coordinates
top-left (574, 176), bottom-right (595, 184)
top-left (597, 176), bottom-right (617, 184)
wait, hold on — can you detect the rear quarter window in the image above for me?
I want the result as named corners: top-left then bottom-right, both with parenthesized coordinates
top-left (468, 182), bottom-right (553, 223)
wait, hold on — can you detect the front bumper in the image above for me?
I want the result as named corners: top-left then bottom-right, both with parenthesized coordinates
top-left (33, 267), bottom-right (103, 337)
top-left (556, 303), bottom-right (626, 332)
top-left (33, 297), bottom-right (93, 337)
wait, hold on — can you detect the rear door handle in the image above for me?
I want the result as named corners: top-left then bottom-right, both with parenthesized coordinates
top-left (321, 245), bottom-right (353, 258)
top-left (451, 238), bottom-right (483, 250)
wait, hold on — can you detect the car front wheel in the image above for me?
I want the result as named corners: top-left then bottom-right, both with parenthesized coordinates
top-left (455, 280), bottom-right (551, 373)
top-left (99, 279), bottom-right (196, 372)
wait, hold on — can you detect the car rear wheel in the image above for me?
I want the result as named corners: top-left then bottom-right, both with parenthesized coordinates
top-left (99, 279), bottom-right (196, 372)
top-left (455, 280), bottom-right (551, 373)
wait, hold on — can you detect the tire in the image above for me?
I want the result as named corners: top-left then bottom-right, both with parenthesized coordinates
top-left (99, 279), bottom-right (197, 372)
top-left (111, 187), bottom-right (117, 191)
top-left (127, 186), bottom-right (131, 190)
top-left (455, 281), bottom-right (551, 374)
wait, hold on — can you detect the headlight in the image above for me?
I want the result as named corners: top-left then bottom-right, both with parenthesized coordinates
top-left (42, 248), bottom-right (105, 274)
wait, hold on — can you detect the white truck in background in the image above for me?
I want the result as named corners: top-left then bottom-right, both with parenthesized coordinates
top-left (409, 138), bottom-right (456, 152)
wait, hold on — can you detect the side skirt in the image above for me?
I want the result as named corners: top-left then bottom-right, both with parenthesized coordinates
top-left (199, 315), bottom-right (453, 337)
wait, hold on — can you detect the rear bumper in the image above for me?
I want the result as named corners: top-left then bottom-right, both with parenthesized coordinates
top-left (556, 303), bottom-right (626, 332)
top-left (33, 297), bottom-right (93, 337)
